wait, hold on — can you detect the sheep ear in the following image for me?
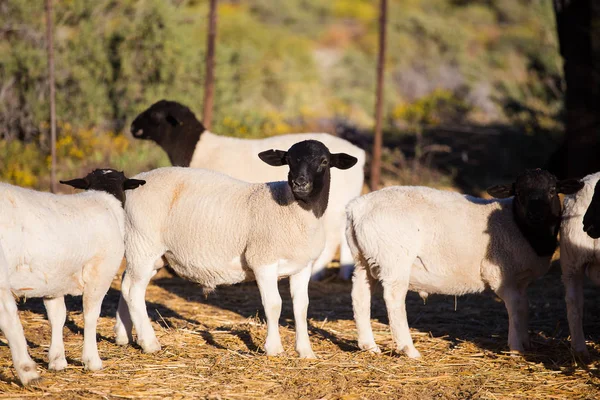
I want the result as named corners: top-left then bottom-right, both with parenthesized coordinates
top-left (60, 178), bottom-right (89, 190)
top-left (123, 179), bottom-right (146, 190)
top-left (486, 183), bottom-right (514, 198)
top-left (166, 114), bottom-right (181, 127)
top-left (330, 153), bottom-right (358, 170)
top-left (258, 150), bottom-right (288, 166)
top-left (557, 179), bottom-right (584, 195)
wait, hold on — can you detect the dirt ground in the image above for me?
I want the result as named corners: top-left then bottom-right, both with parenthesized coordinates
top-left (1, 260), bottom-right (599, 400)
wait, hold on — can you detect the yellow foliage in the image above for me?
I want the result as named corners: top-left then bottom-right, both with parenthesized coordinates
top-left (218, 2), bottom-right (245, 17)
top-left (393, 89), bottom-right (467, 126)
top-left (332, 0), bottom-right (377, 24)
top-left (0, 124), bottom-right (167, 190)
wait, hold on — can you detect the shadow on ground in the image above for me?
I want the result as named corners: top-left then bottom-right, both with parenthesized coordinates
top-left (151, 259), bottom-right (599, 373)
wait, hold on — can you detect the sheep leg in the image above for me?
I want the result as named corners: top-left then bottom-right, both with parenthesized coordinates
top-left (338, 223), bottom-right (355, 281)
top-left (563, 270), bottom-right (589, 361)
top-left (254, 262), bottom-right (284, 356)
top-left (43, 296), bottom-right (68, 371)
top-left (289, 264), bottom-right (315, 359)
top-left (80, 295), bottom-right (102, 370)
top-left (497, 285), bottom-right (529, 353)
top-left (114, 271), bottom-right (134, 345)
top-left (382, 279), bottom-right (421, 358)
top-left (352, 260), bottom-right (380, 353)
top-left (0, 288), bottom-right (39, 385)
top-left (122, 263), bottom-right (161, 353)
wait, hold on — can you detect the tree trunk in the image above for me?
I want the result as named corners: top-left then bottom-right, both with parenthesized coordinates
top-left (549, 0), bottom-right (600, 179)
top-left (45, 0), bottom-right (57, 193)
top-left (370, 0), bottom-right (387, 191)
top-left (202, 0), bottom-right (218, 131)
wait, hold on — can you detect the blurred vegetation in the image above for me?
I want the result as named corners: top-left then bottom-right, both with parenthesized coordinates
top-left (0, 0), bottom-right (563, 190)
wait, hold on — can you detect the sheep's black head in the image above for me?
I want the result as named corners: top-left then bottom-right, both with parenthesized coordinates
top-left (258, 140), bottom-right (357, 203)
top-left (130, 100), bottom-right (205, 142)
top-left (487, 169), bottom-right (583, 256)
top-left (60, 169), bottom-right (146, 207)
top-left (487, 169), bottom-right (583, 226)
top-left (130, 100), bottom-right (205, 167)
top-left (583, 180), bottom-right (600, 239)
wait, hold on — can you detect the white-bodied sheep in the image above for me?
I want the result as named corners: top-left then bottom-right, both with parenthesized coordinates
top-left (130, 100), bottom-right (366, 280)
top-left (114, 140), bottom-right (358, 358)
top-left (345, 169), bottom-right (582, 357)
top-left (0, 243), bottom-right (40, 385)
top-left (0, 169), bottom-right (145, 371)
top-left (559, 171), bottom-right (600, 361)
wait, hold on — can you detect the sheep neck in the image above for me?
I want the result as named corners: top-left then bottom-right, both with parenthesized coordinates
top-left (159, 121), bottom-right (203, 167)
top-left (511, 197), bottom-right (560, 257)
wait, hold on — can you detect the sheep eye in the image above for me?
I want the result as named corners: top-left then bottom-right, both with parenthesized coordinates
top-left (320, 159), bottom-right (328, 166)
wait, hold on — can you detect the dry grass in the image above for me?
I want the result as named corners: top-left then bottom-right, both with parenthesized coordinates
top-left (1, 261), bottom-right (599, 399)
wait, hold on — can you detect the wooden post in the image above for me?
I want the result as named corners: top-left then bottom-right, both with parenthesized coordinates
top-left (203, 0), bottom-right (218, 130)
top-left (370, 0), bottom-right (387, 191)
top-left (45, 0), bottom-right (57, 193)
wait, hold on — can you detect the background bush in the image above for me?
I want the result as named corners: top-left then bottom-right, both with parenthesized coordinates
top-left (0, 0), bottom-right (563, 190)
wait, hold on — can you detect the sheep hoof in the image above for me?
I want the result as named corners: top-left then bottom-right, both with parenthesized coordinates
top-left (48, 357), bottom-right (67, 371)
top-left (264, 342), bottom-right (285, 356)
top-left (358, 342), bottom-right (381, 354)
top-left (297, 349), bottom-right (317, 359)
top-left (114, 334), bottom-right (130, 346)
top-left (403, 346), bottom-right (421, 359)
top-left (83, 357), bottom-right (103, 371)
top-left (139, 338), bottom-right (162, 353)
top-left (16, 362), bottom-right (41, 386)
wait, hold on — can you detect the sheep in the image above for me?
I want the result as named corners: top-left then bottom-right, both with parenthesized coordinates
top-left (0, 169), bottom-right (145, 372)
top-left (0, 243), bottom-right (40, 385)
top-left (130, 100), bottom-right (366, 280)
top-left (345, 169), bottom-right (583, 357)
top-left (114, 140), bottom-right (358, 358)
top-left (559, 171), bottom-right (600, 361)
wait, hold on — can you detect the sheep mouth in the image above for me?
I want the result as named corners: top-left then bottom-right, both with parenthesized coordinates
top-left (292, 188), bottom-right (313, 200)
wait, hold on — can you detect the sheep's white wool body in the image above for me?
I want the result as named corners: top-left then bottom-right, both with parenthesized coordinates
top-left (346, 186), bottom-right (553, 357)
top-left (190, 131), bottom-right (365, 279)
top-left (0, 183), bottom-right (126, 371)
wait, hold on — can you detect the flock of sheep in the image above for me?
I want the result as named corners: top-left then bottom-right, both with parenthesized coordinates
top-left (1, 99), bottom-right (600, 387)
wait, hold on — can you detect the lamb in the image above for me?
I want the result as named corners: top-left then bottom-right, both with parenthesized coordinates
top-left (130, 100), bottom-right (366, 280)
top-left (559, 171), bottom-right (600, 361)
top-left (345, 169), bottom-right (583, 357)
top-left (0, 243), bottom-right (40, 385)
top-left (114, 140), bottom-right (357, 358)
top-left (0, 169), bottom-right (145, 372)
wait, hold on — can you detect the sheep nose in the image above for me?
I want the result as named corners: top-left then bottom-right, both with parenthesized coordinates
top-left (295, 176), bottom-right (307, 186)
top-left (292, 177), bottom-right (311, 191)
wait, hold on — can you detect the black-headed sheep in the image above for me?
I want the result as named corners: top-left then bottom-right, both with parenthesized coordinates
top-left (130, 100), bottom-right (365, 280)
top-left (114, 140), bottom-right (357, 358)
top-left (345, 169), bottom-right (582, 357)
top-left (0, 169), bottom-right (144, 372)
